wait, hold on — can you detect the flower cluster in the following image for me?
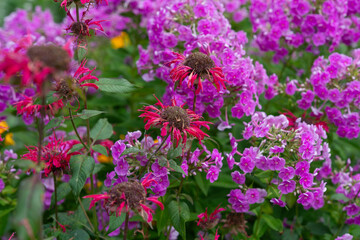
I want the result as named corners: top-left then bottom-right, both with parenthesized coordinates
top-left (293, 51), bottom-right (360, 139)
top-left (247, 0), bottom-right (360, 62)
top-left (227, 112), bottom-right (330, 211)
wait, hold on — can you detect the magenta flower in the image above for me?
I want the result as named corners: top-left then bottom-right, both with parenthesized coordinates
top-left (278, 167), bottom-right (295, 180)
top-left (343, 204), bottom-right (360, 216)
top-left (270, 198), bottom-right (286, 207)
top-left (231, 171), bottom-right (245, 185)
top-left (206, 166), bottom-right (220, 183)
top-left (297, 192), bottom-right (314, 207)
top-left (295, 161), bottom-right (310, 176)
top-left (245, 189), bottom-right (260, 204)
top-left (268, 156), bottom-right (285, 171)
top-left (299, 173), bottom-right (314, 188)
top-left (278, 180), bottom-right (296, 194)
top-left (239, 156), bottom-right (255, 173)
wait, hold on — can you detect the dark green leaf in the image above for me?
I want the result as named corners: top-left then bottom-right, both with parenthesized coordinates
top-left (121, 147), bottom-right (141, 156)
top-left (51, 182), bottom-right (71, 208)
top-left (169, 160), bottom-right (185, 174)
top-left (253, 219), bottom-right (268, 239)
top-left (107, 214), bottom-right (126, 234)
top-left (45, 116), bottom-right (64, 131)
top-left (78, 109), bottom-right (104, 120)
top-left (157, 206), bottom-right (170, 236)
top-left (59, 229), bottom-right (89, 240)
top-left (69, 156), bottom-right (95, 197)
top-left (262, 214), bottom-right (283, 232)
top-left (97, 78), bottom-right (134, 93)
top-left (194, 173), bottom-right (209, 196)
top-left (90, 118), bottom-right (113, 141)
top-left (76, 47), bottom-right (87, 62)
top-left (168, 200), bottom-right (186, 240)
top-left (167, 146), bottom-right (182, 159)
top-left (305, 222), bottom-right (330, 236)
top-left (70, 144), bottom-right (84, 153)
top-left (92, 144), bottom-right (108, 156)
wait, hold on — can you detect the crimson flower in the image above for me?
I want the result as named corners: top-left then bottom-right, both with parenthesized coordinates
top-left (84, 175), bottom-right (164, 223)
top-left (282, 110), bottom-right (329, 132)
top-left (22, 135), bottom-right (79, 176)
top-left (139, 96), bottom-right (211, 147)
top-left (168, 52), bottom-right (228, 94)
top-left (197, 205), bottom-right (226, 230)
top-left (74, 59), bottom-right (99, 89)
top-left (15, 95), bottom-right (64, 118)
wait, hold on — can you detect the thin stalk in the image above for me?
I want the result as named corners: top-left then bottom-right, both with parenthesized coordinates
top-left (123, 211), bottom-right (130, 240)
top-left (78, 197), bottom-right (95, 231)
top-left (193, 87), bottom-right (197, 112)
top-left (53, 174), bottom-right (59, 229)
top-left (176, 177), bottom-right (185, 199)
top-left (68, 108), bottom-right (89, 151)
top-left (76, 3), bottom-right (80, 22)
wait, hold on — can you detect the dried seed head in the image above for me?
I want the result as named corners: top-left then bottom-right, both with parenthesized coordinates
top-left (27, 45), bottom-right (70, 71)
top-left (184, 52), bottom-right (215, 78)
top-left (55, 77), bottom-right (79, 100)
top-left (70, 22), bottom-right (89, 36)
top-left (106, 181), bottom-right (146, 212)
top-left (223, 212), bottom-right (248, 236)
top-left (160, 106), bottom-right (190, 131)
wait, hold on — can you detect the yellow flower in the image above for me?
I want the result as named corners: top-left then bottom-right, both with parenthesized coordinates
top-left (5, 133), bottom-right (15, 146)
top-left (110, 32), bottom-right (130, 49)
top-left (119, 134), bottom-right (125, 140)
top-left (0, 121), bottom-right (9, 134)
top-left (154, 139), bottom-right (159, 144)
top-left (98, 154), bottom-right (113, 164)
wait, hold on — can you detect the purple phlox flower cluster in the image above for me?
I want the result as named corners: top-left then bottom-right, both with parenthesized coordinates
top-left (180, 144), bottom-right (224, 183)
top-left (0, 7), bottom-right (67, 50)
top-left (0, 85), bottom-right (19, 119)
top-left (228, 188), bottom-right (266, 213)
top-left (135, 0), bottom-right (271, 119)
top-left (108, 131), bottom-right (170, 196)
top-left (248, 0), bottom-right (360, 62)
top-left (293, 51), bottom-right (360, 139)
top-left (221, 0), bottom-right (248, 23)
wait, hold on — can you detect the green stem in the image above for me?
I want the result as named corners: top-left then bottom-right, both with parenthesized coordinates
top-left (76, 3), bottom-right (80, 22)
top-left (68, 108), bottom-right (89, 151)
top-left (123, 211), bottom-right (130, 240)
top-left (78, 197), bottom-right (95, 231)
top-left (53, 174), bottom-right (59, 229)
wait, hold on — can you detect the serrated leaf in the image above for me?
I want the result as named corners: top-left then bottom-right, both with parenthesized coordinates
top-left (158, 156), bottom-right (167, 167)
top-left (90, 118), bottom-right (113, 141)
top-left (167, 146), bottom-right (182, 159)
top-left (76, 47), bottom-right (87, 62)
top-left (92, 145), bottom-right (108, 156)
top-left (78, 109), bottom-right (104, 120)
top-left (70, 144), bottom-right (84, 153)
top-left (107, 214), bottom-right (126, 234)
top-left (69, 156), bottom-right (95, 197)
top-left (121, 147), bottom-right (141, 156)
top-left (168, 200), bottom-right (186, 240)
top-left (262, 214), bottom-right (283, 232)
top-left (169, 160), bottom-right (185, 174)
top-left (179, 201), bottom-right (190, 221)
top-left (59, 229), bottom-right (89, 240)
top-left (45, 116), bottom-right (64, 131)
top-left (97, 78), bottom-right (134, 93)
top-left (51, 182), bottom-right (71, 208)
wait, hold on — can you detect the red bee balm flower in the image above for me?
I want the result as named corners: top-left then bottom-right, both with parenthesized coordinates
top-left (84, 175), bottom-right (164, 223)
top-left (168, 52), bottom-right (228, 94)
top-left (139, 96), bottom-right (212, 147)
top-left (197, 205), bottom-right (226, 230)
top-left (22, 136), bottom-right (79, 176)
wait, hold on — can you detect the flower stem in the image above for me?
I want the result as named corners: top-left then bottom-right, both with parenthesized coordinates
top-left (68, 108), bottom-right (90, 151)
top-left (123, 211), bottom-right (130, 240)
top-left (53, 174), bottom-right (59, 229)
top-left (76, 3), bottom-right (80, 22)
top-left (78, 197), bottom-right (95, 232)
top-left (193, 87), bottom-right (197, 112)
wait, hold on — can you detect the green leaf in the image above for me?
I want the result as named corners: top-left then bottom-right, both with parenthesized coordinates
top-left (59, 229), bottom-right (89, 240)
top-left (179, 201), bottom-right (190, 221)
top-left (168, 200), bottom-right (186, 240)
top-left (69, 156), bottom-right (95, 197)
top-left (78, 109), bottom-right (104, 120)
top-left (121, 147), bottom-right (141, 156)
top-left (90, 118), bottom-right (113, 141)
top-left (11, 159), bottom-right (35, 170)
top-left (167, 146), bottom-right (182, 159)
top-left (169, 160), bottom-right (185, 175)
top-left (45, 116), bottom-right (64, 131)
top-left (305, 222), bottom-right (330, 236)
top-left (253, 219), bottom-right (268, 239)
top-left (13, 176), bottom-right (44, 240)
top-left (51, 182), bottom-right (71, 208)
top-left (157, 206), bottom-right (170, 236)
top-left (70, 144), bottom-right (84, 153)
top-left (262, 214), bottom-right (283, 232)
top-left (194, 173), bottom-right (209, 196)
top-left (92, 144), bottom-right (108, 156)
top-left (76, 47), bottom-right (87, 62)
top-left (97, 78), bottom-right (134, 93)
top-left (107, 214), bottom-right (126, 234)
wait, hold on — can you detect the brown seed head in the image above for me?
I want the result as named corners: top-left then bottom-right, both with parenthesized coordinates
top-left (27, 45), bottom-right (70, 71)
top-left (160, 106), bottom-right (190, 131)
top-left (184, 52), bottom-right (215, 78)
top-left (105, 181), bottom-right (146, 213)
top-left (70, 22), bottom-right (89, 36)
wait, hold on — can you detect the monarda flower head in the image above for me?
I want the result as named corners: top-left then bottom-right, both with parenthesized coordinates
top-left (22, 135), bottom-right (78, 176)
top-left (139, 96), bottom-right (211, 147)
top-left (168, 51), bottom-right (228, 94)
top-left (84, 176), bottom-right (164, 223)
